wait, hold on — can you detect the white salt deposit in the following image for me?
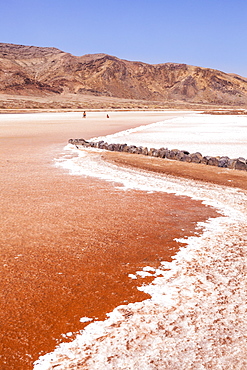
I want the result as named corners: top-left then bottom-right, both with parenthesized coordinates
top-left (79, 317), bottom-right (93, 323)
top-left (61, 332), bottom-right (73, 338)
top-left (34, 114), bottom-right (247, 369)
top-left (91, 113), bottom-right (247, 158)
top-left (136, 271), bottom-right (154, 278)
top-left (143, 266), bottom-right (156, 273)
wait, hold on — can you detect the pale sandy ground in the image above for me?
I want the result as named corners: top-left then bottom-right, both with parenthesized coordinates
top-left (1, 111), bottom-right (221, 370)
top-left (0, 110), bottom-right (189, 143)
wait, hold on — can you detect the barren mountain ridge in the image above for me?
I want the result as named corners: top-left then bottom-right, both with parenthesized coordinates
top-left (1, 42), bottom-right (247, 109)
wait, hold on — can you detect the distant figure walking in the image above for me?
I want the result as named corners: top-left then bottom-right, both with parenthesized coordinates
top-left (83, 111), bottom-right (86, 118)
top-left (106, 114), bottom-right (109, 118)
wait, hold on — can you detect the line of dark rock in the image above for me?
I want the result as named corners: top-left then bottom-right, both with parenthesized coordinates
top-left (68, 138), bottom-right (247, 171)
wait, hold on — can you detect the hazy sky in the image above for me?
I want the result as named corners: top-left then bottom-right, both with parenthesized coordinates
top-left (1, 0), bottom-right (246, 76)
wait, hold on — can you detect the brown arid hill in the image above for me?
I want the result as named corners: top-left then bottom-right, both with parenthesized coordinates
top-left (1, 42), bottom-right (247, 111)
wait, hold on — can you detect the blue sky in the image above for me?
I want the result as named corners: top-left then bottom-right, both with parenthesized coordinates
top-left (1, 0), bottom-right (247, 76)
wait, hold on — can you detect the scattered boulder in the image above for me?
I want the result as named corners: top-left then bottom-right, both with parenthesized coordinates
top-left (102, 142), bottom-right (109, 150)
top-left (68, 138), bottom-right (247, 172)
top-left (148, 148), bottom-right (156, 156)
top-left (228, 159), bottom-right (237, 169)
top-left (136, 146), bottom-right (144, 154)
top-left (234, 158), bottom-right (247, 171)
top-left (156, 148), bottom-right (166, 158)
top-left (128, 145), bottom-right (138, 154)
top-left (151, 149), bottom-right (159, 157)
top-left (119, 144), bottom-right (128, 152)
top-left (123, 145), bottom-right (130, 152)
top-left (96, 140), bottom-right (105, 149)
top-left (109, 143), bottom-right (123, 151)
top-left (218, 156), bottom-right (230, 168)
top-left (184, 155), bottom-right (192, 163)
top-left (201, 156), bottom-right (211, 165)
top-left (99, 142), bottom-right (106, 149)
top-left (142, 147), bottom-right (149, 155)
top-left (176, 151), bottom-right (187, 161)
top-left (190, 152), bottom-right (203, 163)
top-left (167, 149), bottom-right (179, 160)
top-left (180, 153), bottom-right (190, 162)
top-left (207, 156), bottom-right (220, 166)
top-left (107, 143), bottom-right (114, 151)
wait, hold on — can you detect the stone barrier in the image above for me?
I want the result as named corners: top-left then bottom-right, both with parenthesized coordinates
top-left (68, 139), bottom-right (247, 172)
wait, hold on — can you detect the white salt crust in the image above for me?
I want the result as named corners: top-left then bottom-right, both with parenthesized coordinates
top-left (91, 114), bottom-right (247, 158)
top-left (34, 117), bottom-right (247, 369)
top-left (79, 317), bottom-right (93, 323)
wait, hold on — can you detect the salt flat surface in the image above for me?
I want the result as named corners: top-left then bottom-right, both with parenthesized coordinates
top-left (93, 114), bottom-right (247, 158)
top-left (34, 114), bottom-right (247, 369)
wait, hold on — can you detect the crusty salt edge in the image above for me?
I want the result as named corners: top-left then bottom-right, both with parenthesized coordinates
top-left (36, 146), bottom-right (247, 369)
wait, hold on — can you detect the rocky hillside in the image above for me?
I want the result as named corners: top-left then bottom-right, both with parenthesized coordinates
top-left (1, 42), bottom-right (247, 106)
